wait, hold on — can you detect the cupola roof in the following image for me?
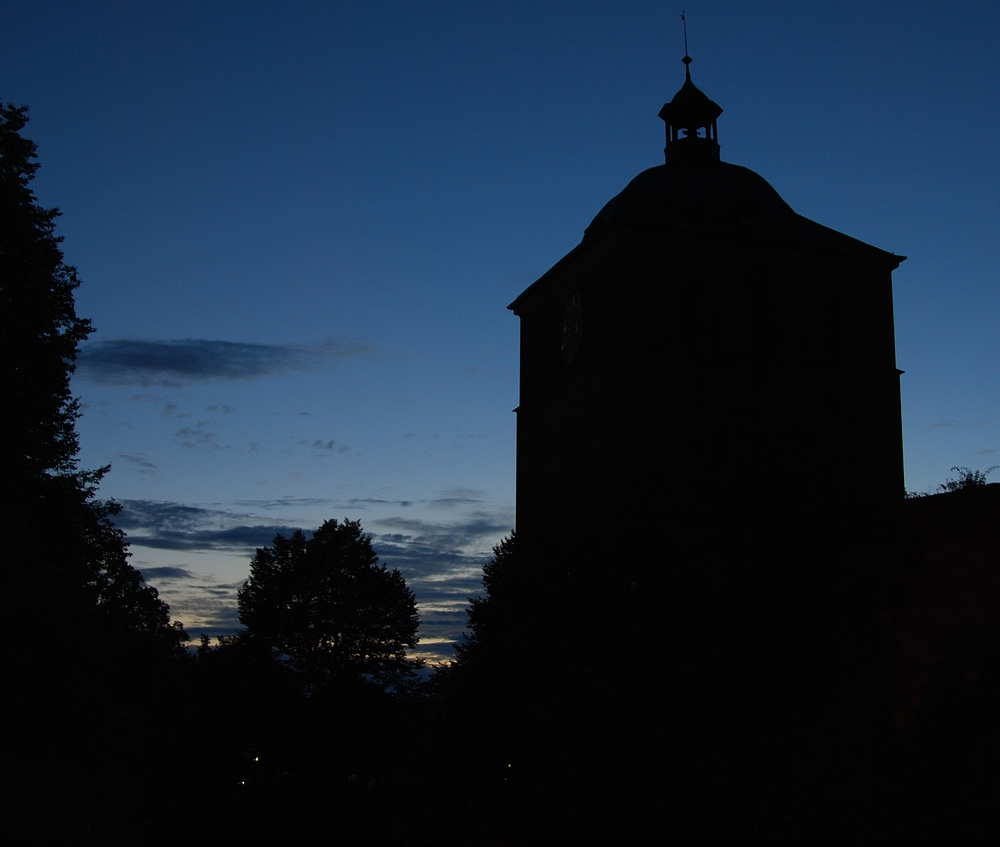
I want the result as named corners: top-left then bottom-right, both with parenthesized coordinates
top-left (658, 55), bottom-right (723, 164)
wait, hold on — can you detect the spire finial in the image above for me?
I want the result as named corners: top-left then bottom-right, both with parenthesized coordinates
top-left (682, 11), bottom-right (691, 79)
top-left (659, 15), bottom-right (723, 165)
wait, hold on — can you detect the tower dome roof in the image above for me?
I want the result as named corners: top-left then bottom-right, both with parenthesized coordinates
top-left (585, 160), bottom-right (792, 236)
top-left (508, 62), bottom-right (904, 314)
top-left (581, 158), bottom-right (901, 263)
top-left (580, 54), bottom-right (903, 261)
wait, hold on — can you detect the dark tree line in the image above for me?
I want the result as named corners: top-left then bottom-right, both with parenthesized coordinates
top-left (1, 101), bottom-right (187, 688)
top-left (1, 99), bottom-right (202, 843)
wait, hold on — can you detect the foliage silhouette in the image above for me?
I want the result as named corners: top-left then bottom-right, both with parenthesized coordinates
top-left (89, 501), bottom-right (188, 657)
top-left (908, 465), bottom-right (998, 497)
top-left (453, 531), bottom-right (519, 665)
top-left (238, 519), bottom-right (420, 689)
top-left (1, 102), bottom-right (186, 744)
top-left (0, 102), bottom-right (93, 484)
top-left (0, 102), bottom-right (196, 847)
top-left (939, 465), bottom-right (997, 493)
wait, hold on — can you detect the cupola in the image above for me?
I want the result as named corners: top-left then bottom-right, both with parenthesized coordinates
top-left (657, 55), bottom-right (722, 164)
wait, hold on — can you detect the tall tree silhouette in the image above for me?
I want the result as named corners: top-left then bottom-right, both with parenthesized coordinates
top-left (453, 531), bottom-right (524, 668)
top-left (1, 104), bottom-right (92, 485)
top-left (238, 519), bottom-right (420, 688)
top-left (1, 103), bottom-right (185, 726)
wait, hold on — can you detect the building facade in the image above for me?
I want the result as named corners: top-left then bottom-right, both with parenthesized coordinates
top-left (509, 61), bottom-right (905, 581)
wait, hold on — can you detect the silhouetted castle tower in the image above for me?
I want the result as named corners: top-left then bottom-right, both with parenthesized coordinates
top-left (509, 58), bottom-right (904, 576)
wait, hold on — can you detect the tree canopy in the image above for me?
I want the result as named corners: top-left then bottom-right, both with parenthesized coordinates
top-left (1, 102), bottom-right (186, 690)
top-left (938, 465), bottom-right (998, 493)
top-left (453, 531), bottom-right (520, 666)
top-left (1, 102), bottom-right (93, 487)
top-left (238, 519), bottom-right (420, 688)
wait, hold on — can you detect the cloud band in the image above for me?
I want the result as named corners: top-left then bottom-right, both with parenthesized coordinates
top-left (77, 337), bottom-right (376, 386)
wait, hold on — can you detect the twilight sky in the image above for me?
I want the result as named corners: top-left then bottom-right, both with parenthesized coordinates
top-left (4, 1), bottom-right (1000, 661)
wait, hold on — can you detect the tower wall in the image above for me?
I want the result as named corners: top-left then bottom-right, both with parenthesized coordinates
top-left (513, 223), bottom-right (903, 573)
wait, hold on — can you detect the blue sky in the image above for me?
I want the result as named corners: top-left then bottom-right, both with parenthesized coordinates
top-left (5, 1), bottom-right (1000, 661)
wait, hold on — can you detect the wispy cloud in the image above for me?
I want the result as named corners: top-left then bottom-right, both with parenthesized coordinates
top-left (427, 488), bottom-right (488, 509)
top-left (146, 578), bottom-right (245, 637)
top-left (118, 451), bottom-right (157, 476)
top-left (161, 403), bottom-right (186, 417)
top-left (77, 337), bottom-right (377, 386)
top-left (348, 497), bottom-right (415, 508)
top-left (120, 500), bottom-right (509, 569)
top-left (138, 565), bottom-right (197, 581)
top-left (115, 500), bottom-right (300, 553)
top-left (371, 511), bottom-right (513, 576)
top-left (299, 439), bottom-right (351, 453)
top-left (175, 420), bottom-right (229, 451)
top-left (126, 558), bottom-right (246, 636)
top-left (232, 496), bottom-right (344, 511)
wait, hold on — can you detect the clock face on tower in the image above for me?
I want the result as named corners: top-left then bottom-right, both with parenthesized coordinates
top-left (560, 293), bottom-right (583, 364)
